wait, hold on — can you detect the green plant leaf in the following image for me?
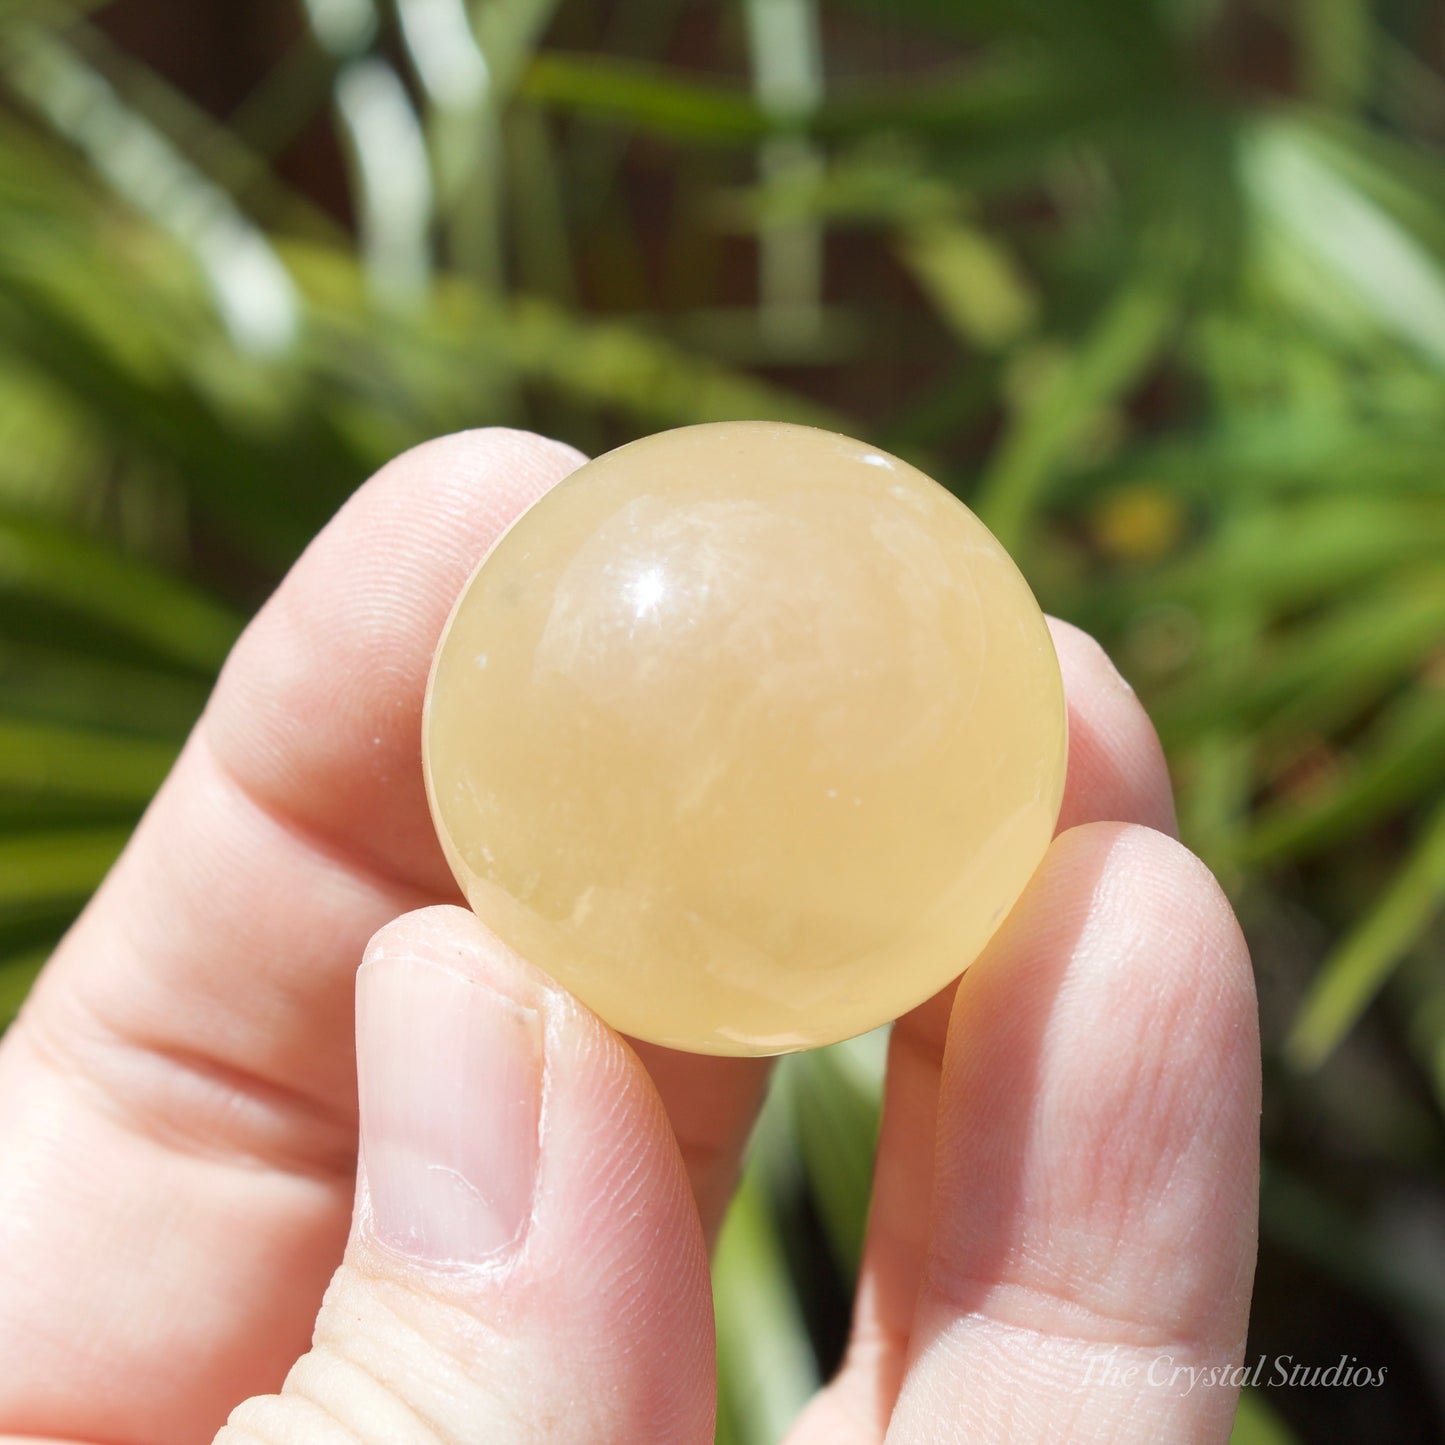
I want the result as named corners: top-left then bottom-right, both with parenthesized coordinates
top-left (713, 1166), bottom-right (819, 1445)
top-left (896, 218), bottom-right (1038, 350)
top-left (1244, 116), bottom-right (1445, 370)
top-left (1150, 568), bottom-right (1445, 747)
top-left (0, 717), bottom-right (177, 802)
top-left (975, 270), bottom-right (1177, 551)
top-left (788, 1029), bottom-right (885, 1279)
top-left (3, 27), bottom-right (301, 355)
top-left (1229, 1385), bottom-right (1299, 1445)
top-left (522, 53), bottom-right (771, 143)
top-left (1240, 688), bottom-right (1445, 865)
top-left (1286, 793), bottom-right (1445, 1071)
top-left (0, 824), bottom-right (131, 908)
top-left (0, 945), bottom-right (47, 1027)
top-left (0, 512), bottom-right (243, 672)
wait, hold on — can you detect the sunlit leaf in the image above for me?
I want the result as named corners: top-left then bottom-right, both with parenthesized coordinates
top-left (0, 511), bottom-right (242, 672)
top-left (0, 824), bottom-right (131, 907)
top-left (1229, 1385), bottom-right (1300, 1445)
top-left (975, 270), bottom-right (1177, 550)
top-left (3, 28), bottom-right (300, 354)
top-left (789, 1029), bottom-right (885, 1279)
top-left (0, 717), bottom-right (177, 802)
top-left (1286, 793), bottom-right (1445, 1071)
top-left (0, 946), bottom-right (47, 1028)
top-left (1241, 689), bottom-right (1445, 865)
top-left (714, 1167), bottom-right (819, 1445)
top-left (897, 218), bottom-right (1038, 350)
top-left (1244, 117), bottom-right (1445, 369)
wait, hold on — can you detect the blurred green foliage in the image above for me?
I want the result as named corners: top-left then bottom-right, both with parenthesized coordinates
top-left (1, 0), bottom-right (1444, 1438)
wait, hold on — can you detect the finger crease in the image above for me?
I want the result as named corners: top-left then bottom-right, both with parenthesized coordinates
top-left (197, 720), bottom-right (449, 906)
top-left (19, 1000), bottom-right (359, 1182)
top-left (919, 1268), bottom-right (1208, 1358)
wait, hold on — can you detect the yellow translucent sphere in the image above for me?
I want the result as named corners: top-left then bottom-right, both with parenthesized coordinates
top-left (424, 422), bottom-right (1067, 1055)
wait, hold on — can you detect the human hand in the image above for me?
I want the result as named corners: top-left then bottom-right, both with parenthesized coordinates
top-left (0, 429), bottom-right (1259, 1444)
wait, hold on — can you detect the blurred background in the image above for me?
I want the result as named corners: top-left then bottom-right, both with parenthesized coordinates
top-left (1, 0), bottom-right (1444, 1439)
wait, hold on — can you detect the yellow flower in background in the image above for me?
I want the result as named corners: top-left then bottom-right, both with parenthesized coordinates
top-left (1091, 483), bottom-right (1188, 562)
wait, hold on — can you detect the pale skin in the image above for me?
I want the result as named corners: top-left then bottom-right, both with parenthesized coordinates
top-left (0, 429), bottom-right (1260, 1445)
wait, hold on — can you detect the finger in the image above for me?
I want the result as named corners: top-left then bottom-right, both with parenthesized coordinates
top-left (1049, 618), bottom-right (1178, 840)
top-left (886, 823), bottom-right (1259, 1442)
top-left (0, 430), bottom-right (762, 1445)
top-left (217, 906), bottom-right (714, 1445)
top-left (790, 622), bottom-right (1179, 1443)
top-left (211, 421), bottom-right (768, 1247)
top-left (629, 1041), bottom-right (771, 1243)
top-left (0, 430), bottom-right (577, 1445)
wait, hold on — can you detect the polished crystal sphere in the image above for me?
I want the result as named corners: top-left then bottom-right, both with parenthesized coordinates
top-left (424, 422), bottom-right (1067, 1055)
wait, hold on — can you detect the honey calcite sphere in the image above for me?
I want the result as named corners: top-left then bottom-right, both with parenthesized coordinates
top-left (424, 421), bottom-right (1067, 1056)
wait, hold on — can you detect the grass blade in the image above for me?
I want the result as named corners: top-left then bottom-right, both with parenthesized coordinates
top-left (1286, 793), bottom-right (1445, 1071)
top-left (974, 271), bottom-right (1176, 551)
top-left (0, 512), bottom-right (243, 672)
top-left (1241, 689), bottom-right (1445, 865)
top-left (0, 824), bottom-right (130, 907)
top-left (0, 717), bottom-right (177, 802)
top-left (0, 945), bottom-right (48, 1027)
top-left (713, 1166), bottom-right (819, 1445)
top-left (332, 58), bottom-right (435, 304)
top-left (3, 28), bottom-right (300, 355)
top-left (1230, 1386), bottom-right (1299, 1445)
top-left (1245, 117), bottom-right (1445, 369)
top-left (788, 1030), bottom-right (885, 1280)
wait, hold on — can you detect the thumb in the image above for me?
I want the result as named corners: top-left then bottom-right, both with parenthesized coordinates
top-left (216, 906), bottom-right (716, 1445)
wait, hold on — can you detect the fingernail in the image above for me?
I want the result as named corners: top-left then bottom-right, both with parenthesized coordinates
top-left (358, 955), bottom-right (542, 1266)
